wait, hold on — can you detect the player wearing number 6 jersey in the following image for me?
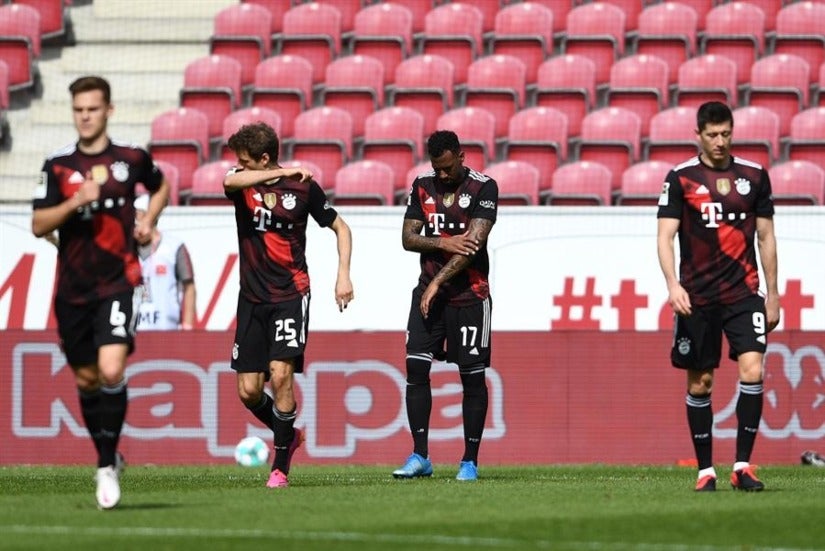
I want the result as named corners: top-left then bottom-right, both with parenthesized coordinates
top-left (31, 76), bottom-right (170, 509)
top-left (657, 102), bottom-right (780, 492)
top-left (393, 130), bottom-right (498, 482)
top-left (224, 122), bottom-right (354, 488)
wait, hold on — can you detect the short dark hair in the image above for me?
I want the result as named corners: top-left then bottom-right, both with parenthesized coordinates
top-left (69, 76), bottom-right (111, 104)
top-left (427, 130), bottom-right (461, 158)
top-left (697, 101), bottom-right (733, 131)
top-left (227, 122), bottom-right (280, 164)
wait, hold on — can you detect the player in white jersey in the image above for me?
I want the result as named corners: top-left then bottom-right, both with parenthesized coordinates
top-left (134, 194), bottom-right (196, 330)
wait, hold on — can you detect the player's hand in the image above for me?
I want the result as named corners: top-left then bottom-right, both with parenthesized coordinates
top-left (134, 217), bottom-right (152, 243)
top-left (335, 276), bottom-right (354, 312)
top-left (765, 293), bottom-right (780, 332)
top-left (420, 281), bottom-right (439, 319)
top-left (75, 172), bottom-right (100, 206)
top-left (283, 167), bottom-right (313, 182)
top-left (668, 283), bottom-right (692, 317)
top-left (439, 231), bottom-right (478, 256)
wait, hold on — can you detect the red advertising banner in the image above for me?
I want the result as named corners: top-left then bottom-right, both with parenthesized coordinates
top-left (1, 330), bottom-right (822, 466)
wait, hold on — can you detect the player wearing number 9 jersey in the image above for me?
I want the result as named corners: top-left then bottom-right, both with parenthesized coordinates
top-left (656, 101), bottom-right (780, 492)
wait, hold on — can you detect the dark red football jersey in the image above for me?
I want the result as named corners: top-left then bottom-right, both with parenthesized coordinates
top-left (32, 140), bottom-right (163, 304)
top-left (226, 170), bottom-right (338, 304)
top-left (657, 155), bottom-right (774, 306)
top-left (404, 166), bottom-right (498, 306)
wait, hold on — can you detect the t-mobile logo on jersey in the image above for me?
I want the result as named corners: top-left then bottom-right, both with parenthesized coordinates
top-left (700, 202), bottom-right (748, 228)
top-left (427, 212), bottom-right (465, 236)
top-left (252, 206), bottom-right (272, 232)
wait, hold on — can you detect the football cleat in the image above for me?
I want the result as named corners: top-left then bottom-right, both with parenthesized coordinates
top-left (266, 469), bottom-right (289, 488)
top-left (801, 450), bottom-right (825, 467)
top-left (456, 460), bottom-right (478, 481)
top-left (730, 465), bottom-right (764, 491)
top-left (95, 452), bottom-right (126, 510)
top-left (392, 453), bottom-right (433, 479)
top-left (694, 474), bottom-right (717, 492)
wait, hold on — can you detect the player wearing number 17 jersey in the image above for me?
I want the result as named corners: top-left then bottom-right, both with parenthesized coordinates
top-left (393, 130), bottom-right (498, 482)
top-left (657, 102), bottom-right (780, 492)
top-left (224, 122), bottom-right (354, 488)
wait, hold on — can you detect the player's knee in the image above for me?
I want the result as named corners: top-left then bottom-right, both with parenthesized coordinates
top-left (459, 367), bottom-right (487, 395)
top-left (237, 379), bottom-right (264, 406)
top-left (406, 354), bottom-right (431, 385)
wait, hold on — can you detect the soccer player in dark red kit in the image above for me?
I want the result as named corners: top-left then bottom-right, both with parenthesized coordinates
top-left (657, 101), bottom-right (780, 492)
top-left (393, 130), bottom-right (498, 482)
top-left (31, 75), bottom-right (170, 509)
top-left (224, 122), bottom-right (354, 488)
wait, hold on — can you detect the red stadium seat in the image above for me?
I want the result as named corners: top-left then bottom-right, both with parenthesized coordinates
top-left (361, 106), bottom-right (425, 201)
top-left (483, 160), bottom-right (541, 206)
top-left (732, 0), bottom-right (781, 33)
top-left (562, 2), bottom-right (626, 86)
top-left (209, 3), bottom-right (272, 88)
top-left (249, 55), bottom-right (313, 138)
top-left (220, 106), bottom-right (282, 161)
top-left (768, 160), bottom-right (825, 206)
top-left (605, 54), bottom-right (670, 138)
top-left (548, 161), bottom-right (613, 206)
top-left (388, 0), bottom-right (431, 36)
top-left (634, 2), bottom-right (698, 86)
top-left (773, 1), bottom-right (825, 88)
top-left (179, 55), bottom-right (243, 143)
top-left (284, 106), bottom-right (354, 185)
top-left (241, 0), bottom-right (291, 37)
top-left (187, 159), bottom-right (235, 206)
top-left (674, 54), bottom-right (738, 109)
top-left (490, 2), bottom-right (554, 84)
top-left (421, 3), bottom-right (484, 85)
top-left (534, 54), bottom-right (596, 137)
top-left (333, 160), bottom-right (395, 206)
top-left (320, 54), bottom-right (385, 138)
top-left (0, 3), bottom-right (40, 91)
top-left (745, 53), bottom-right (810, 137)
top-left (12, 0), bottom-right (68, 41)
top-left (816, 62), bottom-right (825, 110)
top-left (616, 160), bottom-right (672, 206)
top-left (278, 2), bottom-right (342, 85)
top-left (464, 54), bottom-right (527, 138)
top-left (314, 0), bottom-right (360, 36)
top-left (351, 3), bottom-right (414, 87)
top-left (152, 159), bottom-right (181, 207)
top-left (148, 108), bottom-right (210, 197)
top-left (503, 106), bottom-right (568, 199)
top-left (700, 2), bottom-right (766, 86)
top-left (731, 105), bottom-right (781, 167)
top-left (390, 54), bottom-right (455, 135)
top-left (664, 0), bottom-right (714, 33)
top-left (599, 0), bottom-right (645, 34)
top-left (523, 0), bottom-right (573, 38)
top-left (576, 107), bottom-right (642, 196)
top-left (787, 107), bottom-right (825, 173)
top-left (436, 107), bottom-right (496, 171)
top-left (645, 106), bottom-right (701, 165)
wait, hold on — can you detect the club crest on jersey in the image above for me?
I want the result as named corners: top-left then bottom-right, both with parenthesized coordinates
top-left (735, 177), bottom-right (751, 195)
top-left (677, 337), bottom-right (691, 356)
top-left (91, 164), bottom-right (109, 185)
top-left (282, 193), bottom-right (296, 210)
top-left (264, 192), bottom-right (277, 209)
top-left (111, 161), bottom-right (129, 182)
top-left (442, 192), bottom-right (454, 207)
top-left (715, 178), bottom-right (730, 196)
top-left (458, 193), bottom-right (472, 208)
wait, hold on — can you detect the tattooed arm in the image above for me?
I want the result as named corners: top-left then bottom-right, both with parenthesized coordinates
top-left (402, 218), bottom-right (479, 255)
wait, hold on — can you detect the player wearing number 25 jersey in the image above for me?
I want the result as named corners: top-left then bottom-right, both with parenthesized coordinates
top-left (657, 101), bottom-right (780, 492)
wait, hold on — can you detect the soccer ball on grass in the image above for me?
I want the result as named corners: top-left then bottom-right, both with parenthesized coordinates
top-left (234, 436), bottom-right (270, 467)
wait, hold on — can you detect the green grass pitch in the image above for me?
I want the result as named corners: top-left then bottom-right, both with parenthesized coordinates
top-left (2, 464), bottom-right (825, 550)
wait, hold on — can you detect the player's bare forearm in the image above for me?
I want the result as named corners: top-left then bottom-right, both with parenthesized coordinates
top-left (402, 219), bottom-right (440, 252)
top-left (330, 215), bottom-right (354, 311)
top-left (431, 218), bottom-right (493, 286)
top-left (181, 282), bottom-right (196, 330)
top-left (32, 194), bottom-right (84, 236)
top-left (224, 166), bottom-right (312, 192)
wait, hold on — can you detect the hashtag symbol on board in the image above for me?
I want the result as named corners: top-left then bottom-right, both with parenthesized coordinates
top-left (552, 276), bottom-right (601, 330)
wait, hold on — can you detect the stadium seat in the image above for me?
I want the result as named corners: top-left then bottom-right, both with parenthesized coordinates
top-left (351, 3), bottom-right (414, 87)
top-left (179, 55), bottom-right (243, 144)
top-left (333, 160), bottom-right (396, 206)
top-left (519, 0), bottom-right (572, 39)
top-left (209, 3), bottom-right (272, 88)
top-left (388, 0), bottom-right (431, 36)
top-left (645, 106), bottom-right (701, 165)
top-left (745, 53), bottom-right (810, 137)
top-left (420, 3), bottom-right (484, 85)
top-left (360, 106), bottom-right (425, 202)
top-left (616, 160), bottom-right (672, 206)
top-left (786, 107), bottom-right (825, 173)
top-left (320, 54), bottom-right (385, 139)
top-left (390, 54), bottom-right (455, 135)
top-left (548, 161), bottom-right (613, 206)
top-left (576, 107), bottom-right (642, 196)
top-left (147, 108), bottom-right (210, 197)
top-left (0, 3), bottom-right (40, 91)
top-left (220, 106), bottom-right (282, 162)
top-left (186, 159), bottom-right (235, 206)
top-left (816, 61), bottom-right (825, 108)
top-left (605, 54), bottom-right (670, 138)
top-left (773, 1), bottom-right (825, 88)
top-left (534, 54), bottom-right (596, 137)
top-left (732, 0), bottom-right (781, 33)
top-left (664, 0), bottom-right (714, 34)
top-left (502, 106), bottom-right (568, 199)
top-left (768, 160), bottom-right (825, 206)
top-left (731, 105), bottom-right (781, 168)
top-left (13, 0), bottom-right (69, 42)
top-left (483, 160), bottom-right (541, 206)
top-left (278, 2), bottom-right (342, 85)
top-left (282, 158), bottom-right (328, 195)
top-left (152, 159), bottom-right (181, 207)
top-left (463, 54), bottom-right (527, 139)
top-left (313, 0), bottom-right (360, 37)
top-left (240, 0), bottom-right (291, 38)
top-left (490, 2), bottom-right (555, 85)
top-left (674, 54), bottom-right (738, 109)
top-left (284, 106), bottom-right (354, 186)
top-left (634, 2), bottom-right (698, 86)
top-left (249, 55), bottom-right (313, 138)
top-left (599, 0), bottom-right (644, 35)
top-left (436, 107), bottom-right (496, 171)
top-left (700, 2), bottom-right (766, 86)
top-left (561, 2), bottom-right (626, 86)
